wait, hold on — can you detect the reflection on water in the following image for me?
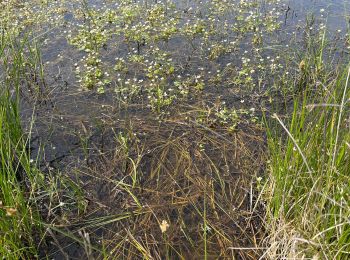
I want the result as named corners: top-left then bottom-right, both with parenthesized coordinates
top-left (284, 0), bottom-right (349, 31)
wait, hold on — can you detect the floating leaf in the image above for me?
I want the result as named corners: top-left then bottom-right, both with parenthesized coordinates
top-left (159, 220), bottom-right (170, 233)
top-left (6, 207), bottom-right (17, 217)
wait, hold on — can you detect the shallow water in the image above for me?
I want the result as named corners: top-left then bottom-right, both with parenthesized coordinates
top-left (17, 0), bottom-right (348, 213)
top-left (29, 0), bottom-right (348, 137)
top-left (286, 0), bottom-right (349, 31)
top-left (11, 0), bottom-right (349, 258)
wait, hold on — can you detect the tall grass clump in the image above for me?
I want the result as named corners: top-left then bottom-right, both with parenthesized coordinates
top-left (0, 31), bottom-right (43, 259)
top-left (265, 63), bottom-right (350, 258)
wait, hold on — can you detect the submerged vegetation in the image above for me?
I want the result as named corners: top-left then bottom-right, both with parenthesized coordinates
top-left (0, 0), bottom-right (350, 259)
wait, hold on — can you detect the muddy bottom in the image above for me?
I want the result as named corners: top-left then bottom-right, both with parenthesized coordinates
top-left (28, 98), bottom-right (265, 259)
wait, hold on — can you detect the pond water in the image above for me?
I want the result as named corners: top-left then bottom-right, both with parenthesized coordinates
top-left (9, 0), bottom-right (349, 258)
top-left (286, 0), bottom-right (349, 30)
top-left (25, 0), bottom-right (348, 166)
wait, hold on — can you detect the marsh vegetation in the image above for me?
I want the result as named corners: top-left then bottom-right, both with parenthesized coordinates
top-left (0, 0), bottom-right (350, 259)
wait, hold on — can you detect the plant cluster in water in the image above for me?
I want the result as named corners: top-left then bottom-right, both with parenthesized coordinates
top-left (63, 0), bottom-right (286, 111)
